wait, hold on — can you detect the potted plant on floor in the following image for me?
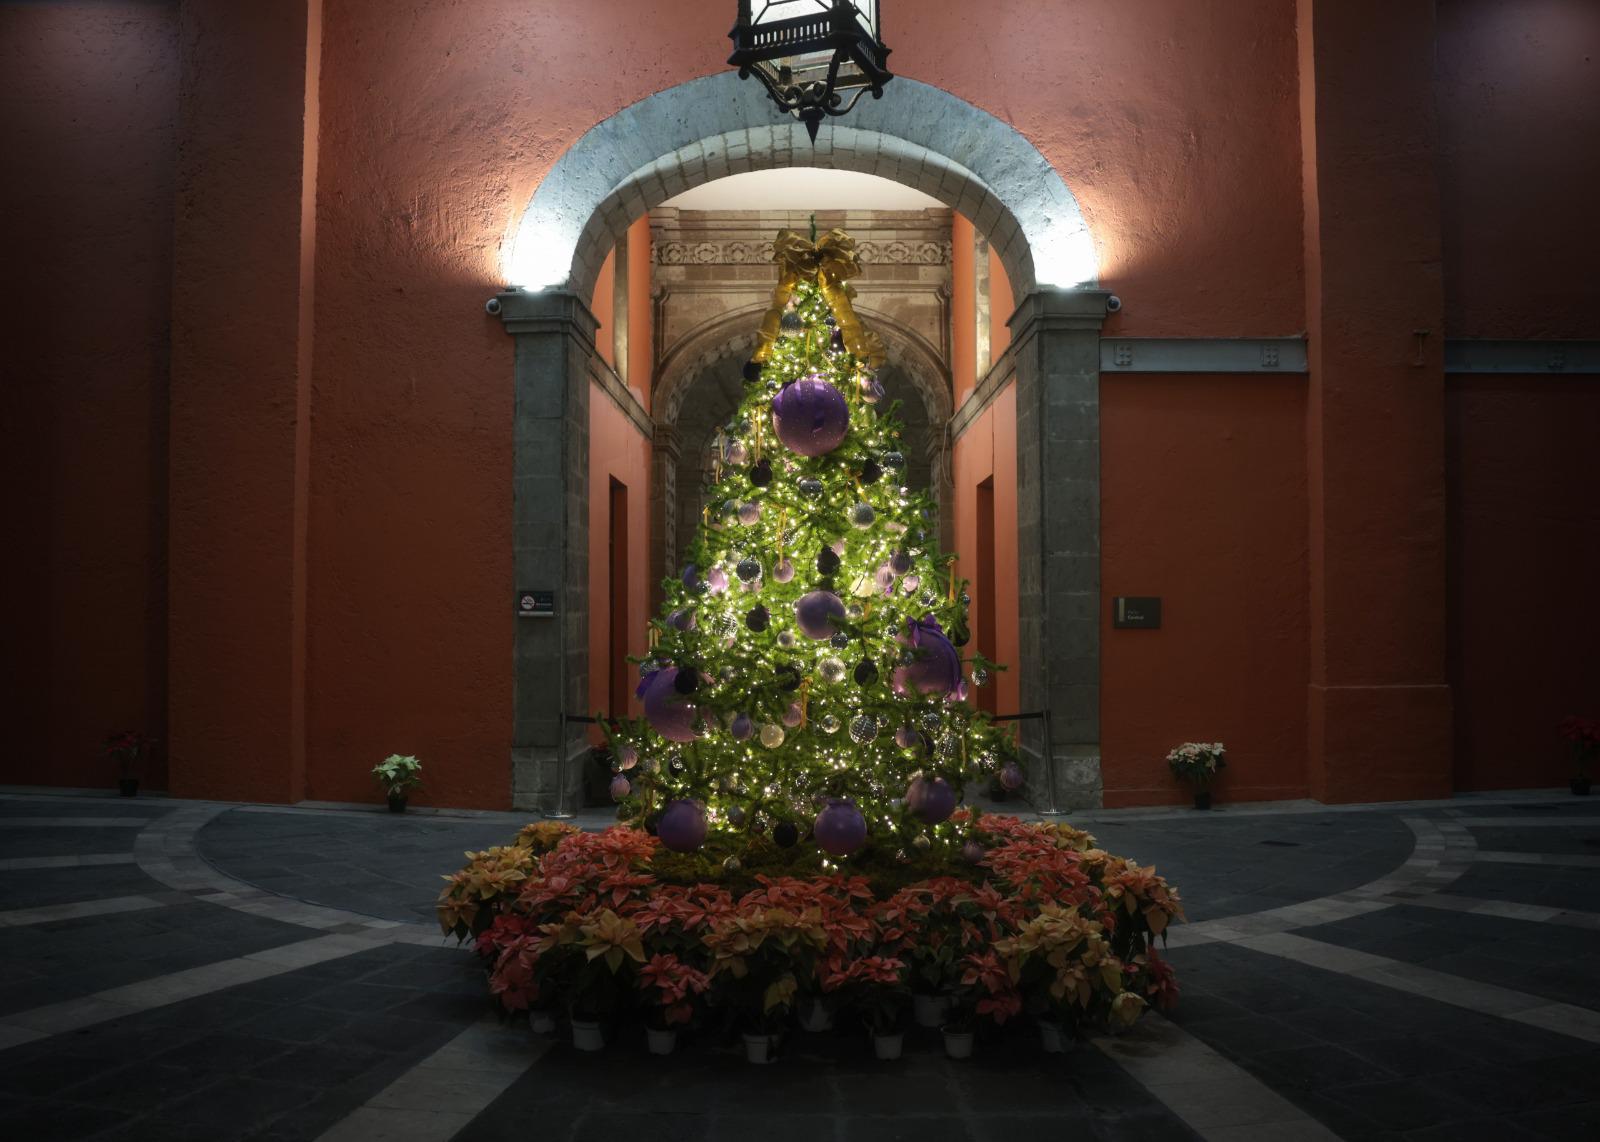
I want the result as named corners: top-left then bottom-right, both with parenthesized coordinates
top-left (824, 954), bottom-right (910, 1060)
top-left (996, 905), bottom-right (1145, 1053)
top-left (1560, 716), bottom-right (1598, 796)
top-left (372, 753), bottom-right (423, 812)
top-left (562, 908), bottom-right (647, 1050)
top-left (942, 949), bottom-right (1023, 1059)
top-left (636, 953), bottom-right (708, 1055)
top-left (105, 731), bottom-right (156, 797)
top-left (1166, 741), bottom-right (1226, 809)
top-left (704, 903), bottom-right (825, 1064)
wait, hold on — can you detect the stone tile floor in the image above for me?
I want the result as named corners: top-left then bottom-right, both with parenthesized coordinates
top-left (0, 788), bottom-right (1596, 1140)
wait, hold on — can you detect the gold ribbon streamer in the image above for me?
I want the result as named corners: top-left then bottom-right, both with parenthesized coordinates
top-left (751, 229), bottom-right (888, 369)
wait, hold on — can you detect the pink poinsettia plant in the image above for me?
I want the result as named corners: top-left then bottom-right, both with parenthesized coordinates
top-left (450, 813), bottom-right (1184, 1047)
top-left (104, 731), bottom-right (156, 775)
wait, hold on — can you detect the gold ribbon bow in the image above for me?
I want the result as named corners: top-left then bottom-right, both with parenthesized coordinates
top-left (751, 229), bottom-right (888, 369)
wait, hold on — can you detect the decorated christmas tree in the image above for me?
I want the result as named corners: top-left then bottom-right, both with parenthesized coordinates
top-left (607, 227), bottom-right (1019, 858)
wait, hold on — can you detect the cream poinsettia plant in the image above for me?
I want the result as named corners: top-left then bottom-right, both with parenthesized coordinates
top-left (1166, 742), bottom-right (1226, 787)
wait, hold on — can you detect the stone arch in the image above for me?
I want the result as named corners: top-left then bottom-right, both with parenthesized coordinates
top-left (507, 73), bottom-right (1096, 298)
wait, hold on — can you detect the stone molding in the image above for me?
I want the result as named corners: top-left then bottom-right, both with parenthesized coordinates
top-left (1444, 339), bottom-right (1600, 374)
top-left (654, 238), bottom-right (951, 266)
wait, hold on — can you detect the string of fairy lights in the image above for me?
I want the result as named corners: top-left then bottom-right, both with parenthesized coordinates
top-left (608, 272), bottom-right (1015, 858)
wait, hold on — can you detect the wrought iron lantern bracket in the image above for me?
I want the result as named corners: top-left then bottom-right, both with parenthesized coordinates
top-left (728, 1), bottom-right (894, 141)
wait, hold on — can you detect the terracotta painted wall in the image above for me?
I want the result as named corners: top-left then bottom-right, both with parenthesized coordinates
top-left (951, 389), bottom-right (1021, 727)
top-left (1101, 376), bottom-right (1310, 807)
top-left (587, 389), bottom-right (652, 733)
top-left (1, 1), bottom-right (179, 791)
top-left (950, 213), bottom-right (977, 405)
top-left (1437, 2), bottom-right (1600, 791)
top-left (1446, 377), bottom-right (1600, 791)
top-left (591, 249), bottom-right (616, 369)
top-left (989, 246), bottom-right (1013, 362)
top-left (626, 216), bottom-right (654, 411)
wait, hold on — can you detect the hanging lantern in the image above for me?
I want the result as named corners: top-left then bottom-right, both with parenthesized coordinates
top-left (728, 2), bottom-right (894, 141)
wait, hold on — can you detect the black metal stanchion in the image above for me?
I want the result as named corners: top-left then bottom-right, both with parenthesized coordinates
top-left (991, 709), bottom-right (1062, 816)
top-left (547, 712), bottom-right (603, 820)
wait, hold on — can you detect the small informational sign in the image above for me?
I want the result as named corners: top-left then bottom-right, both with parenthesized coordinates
top-left (1113, 596), bottom-right (1161, 629)
top-left (517, 589), bottom-right (555, 619)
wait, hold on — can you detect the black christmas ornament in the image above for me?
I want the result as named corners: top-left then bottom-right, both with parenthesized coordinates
top-left (797, 477), bottom-right (823, 498)
top-left (749, 458), bottom-right (773, 487)
top-left (673, 667), bottom-right (700, 694)
top-left (774, 821), bottom-right (800, 848)
top-left (854, 658), bottom-right (879, 685)
top-left (776, 663), bottom-right (801, 691)
top-left (816, 547), bottom-right (841, 575)
top-left (950, 619), bottom-right (971, 648)
top-left (823, 313), bottom-right (837, 327)
top-left (644, 810), bottom-right (663, 836)
top-left (883, 451), bottom-right (906, 469)
top-left (830, 327), bottom-right (846, 352)
top-left (735, 557), bottom-right (762, 582)
top-left (745, 605), bottom-right (770, 632)
top-left (830, 632), bottom-right (851, 649)
top-left (859, 458), bottom-right (882, 485)
top-left (780, 310), bottom-right (804, 335)
top-left (742, 360), bottom-right (763, 383)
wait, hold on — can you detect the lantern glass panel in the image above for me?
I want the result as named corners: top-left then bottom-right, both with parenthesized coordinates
top-left (751, 1), bottom-right (876, 39)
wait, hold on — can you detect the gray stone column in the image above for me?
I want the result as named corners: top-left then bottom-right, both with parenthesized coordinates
top-left (1009, 289), bottom-right (1110, 810)
top-left (648, 424), bottom-right (682, 613)
top-left (497, 290), bottom-right (597, 811)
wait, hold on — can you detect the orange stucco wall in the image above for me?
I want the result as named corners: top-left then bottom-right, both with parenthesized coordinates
top-left (626, 216), bottom-right (654, 410)
top-left (1100, 377), bottom-right (1310, 807)
top-left (587, 388), bottom-right (652, 731)
top-left (989, 246), bottom-right (1013, 362)
top-left (949, 213), bottom-right (977, 406)
top-left (591, 249), bottom-right (616, 369)
top-left (1, 0), bottom-right (179, 792)
top-left (1447, 377), bottom-right (1600, 791)
top-left (8, 0), bottom-right (1595, 807)
top-left (951, 389), bottom-right (1020, 727)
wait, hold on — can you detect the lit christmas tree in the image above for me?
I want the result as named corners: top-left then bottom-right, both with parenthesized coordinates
top-left (608, 227), bottom-right (1014, 858)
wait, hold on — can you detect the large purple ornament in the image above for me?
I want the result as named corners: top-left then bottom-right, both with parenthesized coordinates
top-left (657, 799), bottom-right (708, 853)
top-left (892, 617), bottom-right (964, 698)
top-left (814, 797), bottom-right (867, 856)
top-left (730, 712), bottom-right (754, 741)
top-left (795, 591), bottom-right (846, 640)
top-left (999, 762), bottom-right (1025, 792)
top-left (905, 775), bottom-right (958, 825)
top-left (640, 668), bottom-right (701, 743)
top-left (608, 775), bottom-right (632, 801)
top-left (771, 377), bottom-right (850, 457)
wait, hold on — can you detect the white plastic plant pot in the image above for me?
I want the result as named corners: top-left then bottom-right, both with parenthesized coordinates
top-left (646, 1027), bottom-right (677, 1056)
top-left (798, 999), bottom-right (833, 1032)
top-left (913, 993), bottom-right (950, 1028)
top-left (528, 1009), bottom-right (557, 1035)
top-left (942, 1028), bottom-right (974, 1059)
top-left (743, 1032), bottom-right (777, 1064)
top-left (872, 1031), bottom-right (904, 1061)
top-left (571, 1019), bottom-right (605, 1052)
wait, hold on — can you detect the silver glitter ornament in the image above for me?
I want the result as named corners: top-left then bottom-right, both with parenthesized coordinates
top-left (760, 723), bottom-right (786, 748)
top-left (920, 711), bottom-right (943, 731)
top-left (912, 834), bottom-right (931, 852)
top-left (972, 667), bottom-right (990, 687)
top-left (819, 714), bottom-right (842, 734)
top-left (849, 714), bottom-right (880, 744)
top-left (723, 855), bottom-right (742, 872)
top-left (849, 503), bottom-right (876, 529)
top-left (818, 657), bottom-right (847, 684)
top-left (777, 630), bottom-right (796, 649)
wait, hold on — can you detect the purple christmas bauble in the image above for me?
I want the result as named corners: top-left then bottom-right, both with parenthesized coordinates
top-left (889, 550), bottom-right (913, 576)
top-left (795, 590), bottom-right (846, 640)
top-left (892, 618), bottom-right (963, 698)
top-left (616, 745), bottom-right (638, 771)
top-left (773, 558), bottom-right (795, 583)
top-left (961, 839), bottom-right (987, 865)
top-left (641, 668), bottom-right (701, 743)
top-left (730, 712), bottom-right (754, 741)
top-left (706, 567), bottom-right (729, 595)
top-left (894, 724), bottom-right (922, 750)
top-left (905, 775), bottom-right (958, 825)
top-left (608, 775), bottom-right (631, 801)
top-left (668, 608), bottom-right (696, 632)
top-left (782, 702), bottom-right (804, 728)
top-left (657, 799), bottom-right (708, 853)
top-left (814, 798), bottom-right (867, 856)
top-left (999, 762), bottom-right (1025, 791)
top-left (771, 378), bottom-right (850, 457)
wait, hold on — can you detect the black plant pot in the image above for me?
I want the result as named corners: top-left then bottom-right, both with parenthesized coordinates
top-left (1193, 790), bottom-right (1212, 811)
top-left (1572, 777), bottom-right (1592, 797)
top-left (387, 792), bottom-right (408, 813)
top-left (118, 777), bottom-right (139, 798)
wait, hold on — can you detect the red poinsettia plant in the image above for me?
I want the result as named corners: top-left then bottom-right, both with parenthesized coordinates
top-left (104, 731), bottom-right (156, 775)
top-left (1560, 716), bottom-right (1600, 777)
top-left (637, 952), bottom-right (709, 1029)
